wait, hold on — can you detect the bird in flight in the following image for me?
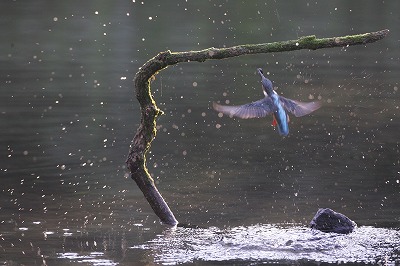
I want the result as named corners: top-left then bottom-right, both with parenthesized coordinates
top-left (213, 68), bottom-right (321, 136)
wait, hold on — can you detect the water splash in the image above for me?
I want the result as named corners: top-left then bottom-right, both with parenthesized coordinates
top-left (57, 252), bottom-right (118, 266)
top-left (134, 224), bottom-right (400, 265)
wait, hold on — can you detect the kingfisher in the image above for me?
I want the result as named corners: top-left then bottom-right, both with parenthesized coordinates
top-left (213, 68), bottom-right (321, 136)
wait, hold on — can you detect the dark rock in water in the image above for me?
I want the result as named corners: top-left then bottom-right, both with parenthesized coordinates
top-left (310, 208), bottom-right (357, 234)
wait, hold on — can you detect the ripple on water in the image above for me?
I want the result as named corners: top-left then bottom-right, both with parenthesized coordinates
top-left (57, 252), bottom-right (118, 266)
top-left (133, 224), bottom-right (400, 265)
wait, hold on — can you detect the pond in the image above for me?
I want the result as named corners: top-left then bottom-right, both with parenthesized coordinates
top-left (1, 1), bottom-right (399, 265)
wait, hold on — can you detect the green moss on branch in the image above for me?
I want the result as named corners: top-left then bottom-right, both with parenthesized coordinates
top-left (126, 29), bottom-right (389, 225)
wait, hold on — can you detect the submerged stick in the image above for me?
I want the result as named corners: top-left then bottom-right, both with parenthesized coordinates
top-left (126, 29), bottom-right (389, 226)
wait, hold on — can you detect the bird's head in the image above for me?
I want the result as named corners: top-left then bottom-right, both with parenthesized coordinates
top-left (257, 68), bottom-right (274, 96)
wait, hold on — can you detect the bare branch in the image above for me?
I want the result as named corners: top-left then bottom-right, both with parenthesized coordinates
top-left (126, 29), bottom-right (389, 226)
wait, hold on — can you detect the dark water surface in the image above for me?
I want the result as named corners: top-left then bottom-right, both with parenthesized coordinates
top-left (1, 1), bottom-right (399, 265)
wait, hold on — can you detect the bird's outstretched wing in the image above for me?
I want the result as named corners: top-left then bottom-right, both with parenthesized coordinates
top-left (213, 97), bottom-right (275, 119)
top-left (279, 96), bottom-right (321, 117)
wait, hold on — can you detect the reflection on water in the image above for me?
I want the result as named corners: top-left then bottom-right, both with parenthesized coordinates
top-left (0, 219), bottom-right (153, 266)
top-left (58, 252), bottom-right (118, 266)
top-left (135, 224), bottom-right (400, 265)
top-left (2, 220), bottom-right (399, 265)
